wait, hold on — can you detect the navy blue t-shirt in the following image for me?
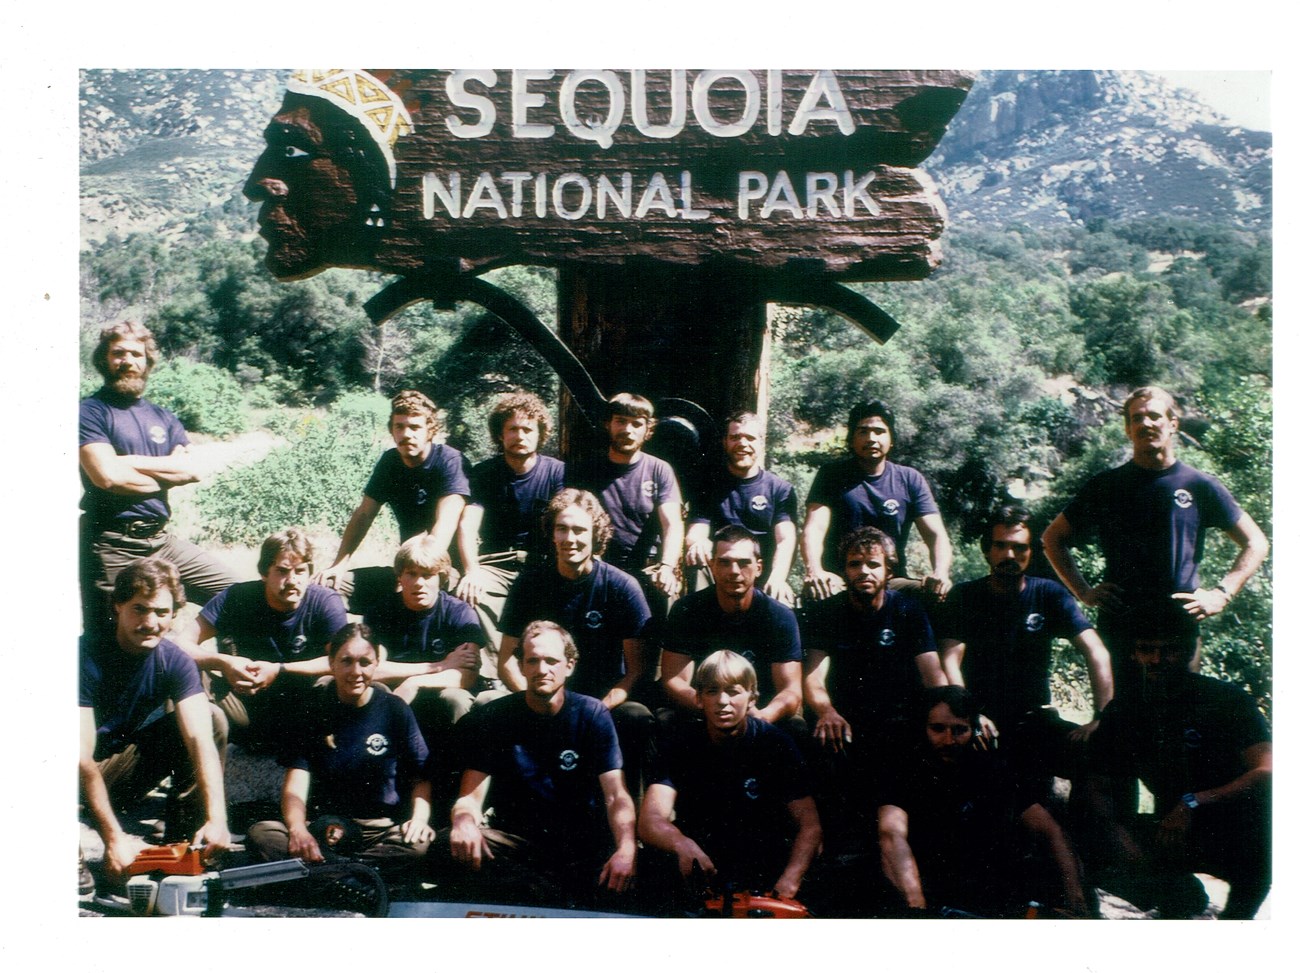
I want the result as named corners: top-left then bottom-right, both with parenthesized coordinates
top-left (458, 691), bottom-right (622, 854)
top-left (283, 683), bottom-right (431, 820)
top-left (79, 389), bottom-right (189, 525)
top-left (806, 458), bottom-right (939, 578)
top-left (801, 589), bottom-right (936, 725)
top-left (467, 454), bottom-right (566, 556)
top-left (937, 576), bottom-right (1092, 727)
top-left (879, 747), bottom-right (1032, 912)
top-left (573, 454), bottom-right (681, 570)
top-left (363, 589), bottom-right (485, 664)
top-left (1089, 674), bottom-right (1270, 814)
top-left (364, 444), bottom-right (471, 541)
top-left (80, 635), bottom-right (204, 759)
top-left (650, 715), bottom-right (809, 887)
top-left (499, 560), bottom-right (651, 699)
top-left (1061, 460), bottom-right (1242, 611)
top-left (688, 468), bottom-right (798, 582)
top-left (200, 581), bottom-right (347, 662)
top-left (664, 588), bottom-right (802, 702)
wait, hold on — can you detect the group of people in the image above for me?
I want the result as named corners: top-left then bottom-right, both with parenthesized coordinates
top-left (79, 319), bottom-right (1272, 918)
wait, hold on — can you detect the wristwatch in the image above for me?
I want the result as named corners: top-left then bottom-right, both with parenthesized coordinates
top-left (1181, 792), bottom-right (1200, 810)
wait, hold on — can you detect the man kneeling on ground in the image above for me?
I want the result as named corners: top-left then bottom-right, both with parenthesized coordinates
top-left (639, 650), bottom-right (821, 915)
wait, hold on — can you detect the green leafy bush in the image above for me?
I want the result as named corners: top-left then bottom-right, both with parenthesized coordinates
top-left (193, 393), bottom-right (389, 546)
top-left (142, 358), bottom-right (247, 437)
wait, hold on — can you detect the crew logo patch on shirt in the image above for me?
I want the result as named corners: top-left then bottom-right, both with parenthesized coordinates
top-left (1183, 727), bottom-right (1203, 749)
top-left (883, 498), bottom-right (901, 516)
top-left (744, 777), bottom-right (761, 800)
top-left (878, 628), bottom-right (896, 647)
top-left (585, 610), bottom-right (604, 629)
top-left (750, 495), bottom-right (770, 512)
top-left (366, 733), bottom-right (390, 756)
top-left (641, 480), bottom-right (657, 499)
top-left (415, 487), bottom-right (429, 506)
top-left (1173, 489), bottom-right (1194, 510)
top-left (559, 749), bottom-right (580, 771)
top-left (1025, 613), bottom-right (1045, 633)
top-left (292, 634), bottom-right (308, 652)
top-left (148, 424), bottom-right (167, 445)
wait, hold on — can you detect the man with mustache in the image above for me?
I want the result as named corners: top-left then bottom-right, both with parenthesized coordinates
top-left (79, 321), bottom-right (238, 634)
top-left (938, 505), bottom-right (1113, 787)
top-left (183, 528), bottom-right (346, 748)
top-left (1042, 386), bottom-right (1268, 698)
top-left (80, 558), bottom-right (230, 889)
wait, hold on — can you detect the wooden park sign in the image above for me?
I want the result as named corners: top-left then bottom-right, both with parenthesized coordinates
top-left (246, 69), bottom-right (973, 457)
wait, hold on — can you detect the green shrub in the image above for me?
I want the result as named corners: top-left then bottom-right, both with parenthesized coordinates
top-left (143, 359), bottom-right (248, 437)
top-left (193, 393), bottom-right (389, 546)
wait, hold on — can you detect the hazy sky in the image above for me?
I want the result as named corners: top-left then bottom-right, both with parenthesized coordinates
top-left (1156, 71), bottom-right (1272, 131)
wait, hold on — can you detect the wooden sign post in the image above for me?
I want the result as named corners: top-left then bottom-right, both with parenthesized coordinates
top-left (244, 69), bottom-right (973, 460)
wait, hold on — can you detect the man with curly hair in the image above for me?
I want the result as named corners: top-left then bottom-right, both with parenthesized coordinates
top-left (456, 392), bottom-right (565, 683)
top-left (497, 488), bottom-right (655, 794)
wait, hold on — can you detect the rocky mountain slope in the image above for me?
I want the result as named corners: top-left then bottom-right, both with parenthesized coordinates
top-left (79, 69), bottom-right (1271, 248)
top-left (932, 70), bottom-right (1271, 229)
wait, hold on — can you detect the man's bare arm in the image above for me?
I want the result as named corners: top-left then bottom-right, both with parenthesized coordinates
top-left (79, 443), bottom-right (164, 495)
top-left (454, 504), bottom-right (488, 605)
top-left (173, 693), bottom-right (230, 854)
top-left (497, 635), bottom-right (525, 692)
top-left (428, 494), bottom-right (467, 560)
top-left (601, 638), bottom-right (646, 711)
top-left (939, 638), bottom-right (966, 687)
top-left (772, 795), bottom-right (822, 899)
top-left (597, 769), bottom-right (637, 893)
top-left (316, 496), bottom-right (381, 584)
top-left (805, 649), bottom-right (851, 751)
top-left (450, 769), bottom-right (494, 870)
top-left (649, 501), bottom-right (684, 597)
top-left (754, 660), bottom-right (802, 723)
top-left (915, 651), bottom-right (946, 688)
top-left (659, 649), bottom-right (698, 711)
top-left (763, 520), bottom-right (798, 605)
top-left (80, 707), bottom-right (148, 879)
top-left (913, 512), bottom-right (953, 597)
top-left (1174, 512), bottom-right (1270, 619)
top-left (801, 504), bottom-right (839, 598)
top-left (1042, 513), bottom-right (1125, 612)
top-left (879, 804), bottom-right (925, 909)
